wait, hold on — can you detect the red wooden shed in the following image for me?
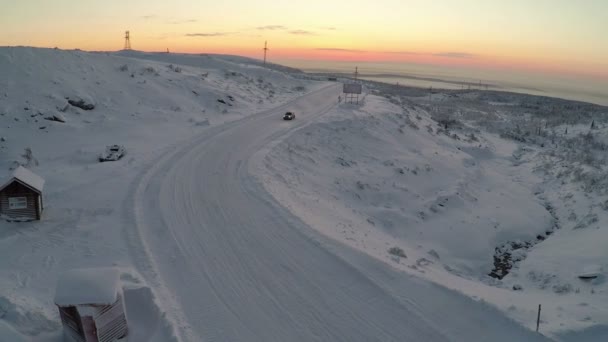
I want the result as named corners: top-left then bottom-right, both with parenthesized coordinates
top-left (0, 166), bottom-right (44, 221)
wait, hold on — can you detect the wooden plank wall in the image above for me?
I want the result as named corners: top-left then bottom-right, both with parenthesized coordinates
top-left (59, 307), bottom-right (86, 342)
top-left (0, 181), bottom-right (40, 220)
top-left (95, 294), bottom-right (128, 342)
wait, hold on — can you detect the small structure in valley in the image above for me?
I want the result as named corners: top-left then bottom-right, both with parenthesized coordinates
top-left (55, 268), bottom-right (128, 342)
top-left (0, 166), bottom-right (45, 221)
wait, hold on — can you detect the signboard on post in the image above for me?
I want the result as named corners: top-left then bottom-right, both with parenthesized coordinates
top-left (343, 83), bottom-right (362, 104)
top-left (343, 83), bottom-right (362, 94)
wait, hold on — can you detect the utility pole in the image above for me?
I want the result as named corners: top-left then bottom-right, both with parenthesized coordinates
top-left (124, 31), bottom-right (131, 50)
top-left (354, 66), bottom-right (359, 80)
top-left (263, 41), bottom-right (269, 66)
top-left (536, 304), bottom-right (541, 332)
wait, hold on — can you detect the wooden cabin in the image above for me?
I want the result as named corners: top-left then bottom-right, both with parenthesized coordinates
top-left (55, 268), bottom-right (128, 342)
top-left (0, 166), bottom-right (45, 221)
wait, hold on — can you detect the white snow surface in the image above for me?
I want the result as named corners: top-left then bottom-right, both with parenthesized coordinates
top-left (131, 83), bottom-right (547, 342)
top-left (0, 320), bottom-right (28, 342)
top-left (256, 89), bottom-right (608, 340)
top-left (0, 46), bottom-right (321, 342)
top-left (2, 166), bottom-right (45, 193)
top-left (54, 267), bottom-right (120, 306)
top-left (0, 46), bottom-right (604, 341)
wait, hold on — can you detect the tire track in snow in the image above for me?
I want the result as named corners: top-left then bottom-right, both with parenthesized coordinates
top-left (123, 85), bottom-right (341, 341)
top-left (127, 84), bottom-right (448, 341)
top-left (127, 84), bottom-right (551, 342)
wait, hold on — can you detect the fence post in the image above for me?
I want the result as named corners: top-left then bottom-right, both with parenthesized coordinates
top-left (536, 304), bottom-right (541, 332)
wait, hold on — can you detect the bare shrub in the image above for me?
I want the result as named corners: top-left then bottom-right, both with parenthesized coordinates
top-left (388, 247), bottom-right (407, 258)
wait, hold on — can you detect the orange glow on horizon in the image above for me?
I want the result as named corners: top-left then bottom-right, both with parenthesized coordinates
top-left (1, 1), bottom-right (606, 82)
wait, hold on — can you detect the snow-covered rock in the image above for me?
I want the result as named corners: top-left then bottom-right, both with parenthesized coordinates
top-left (578, 265), bottom-right (603, 280)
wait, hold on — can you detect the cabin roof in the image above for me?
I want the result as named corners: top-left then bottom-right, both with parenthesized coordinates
top-left (54, 268), bottom-right (121, 306)
top-left (0, 166), bottom-right (45, 194)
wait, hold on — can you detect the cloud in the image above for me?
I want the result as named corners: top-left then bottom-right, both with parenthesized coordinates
top-left (289, 30), bottom-right (316, 35)
top-left (257, 25), bottom-right (286, 30)
top-left (432, 52), bottom-right (475, 58)
top-left (313, 48), bottom-right (476, 58)
top-left (385, 51), bottom-right (422, 55)
top-left (150, 35), bottom-right (170, 40)
top-left (141, 15), bottom-right (157, 20)
top-left (315, 48), bottom-right (367, 53)
top-left (185, 32), bottom-right (234, 37)
top-left (322, 27), bottom-right (337, 30)
top-left (169, 19), bottom-right (198, 25)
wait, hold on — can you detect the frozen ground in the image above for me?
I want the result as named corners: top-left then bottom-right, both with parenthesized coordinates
top-left (0, 47), bottom-right (321, 341)
top-left (0, 47), bottom-right (603, 341)
top-left (257, 83), bottom-right (608, 340)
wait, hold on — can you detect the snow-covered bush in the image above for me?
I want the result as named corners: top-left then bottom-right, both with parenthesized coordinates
top-left (167, 64), bottom-right (182, 73)
top-left (528, 270), bottom-right (558, 290)
top-left (20, 147), bottom-right (38, 168)
top-left (552, 283), bottom-right (573, 294)
top-left (388, 247), bottom-right (407, 258)
top-left (404, 116), bottom-right (419, 130)
top-left (573, 212), bottom-right (599, 229)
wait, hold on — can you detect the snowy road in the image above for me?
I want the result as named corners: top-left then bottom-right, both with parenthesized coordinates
top-left (131, 85), bottom-right (551, 341)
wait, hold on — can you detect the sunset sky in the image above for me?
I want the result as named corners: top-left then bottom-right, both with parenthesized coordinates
top-left (2, 0), bottom-right (607, 79)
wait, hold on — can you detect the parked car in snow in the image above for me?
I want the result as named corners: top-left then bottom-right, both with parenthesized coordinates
top-left (283, 112), bottom-right (295, 120)
top-left (99, 145), bottom-right (126, 162)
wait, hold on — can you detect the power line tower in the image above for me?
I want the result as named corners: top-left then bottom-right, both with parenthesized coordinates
top-left (124, 31), bottom-right (131, 50)
top-left (263, 41), bottom-right (269, 66)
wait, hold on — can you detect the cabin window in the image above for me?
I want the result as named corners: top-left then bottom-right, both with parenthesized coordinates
top-left (8, 197), bottom-right (27, 209)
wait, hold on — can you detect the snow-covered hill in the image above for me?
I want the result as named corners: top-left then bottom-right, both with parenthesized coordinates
top-left (256, 85), bottom-right (608, 340)
top-left (0, 47), bottom-right (322, 341)
top-left (0, 47), bottom-right (605, 341)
